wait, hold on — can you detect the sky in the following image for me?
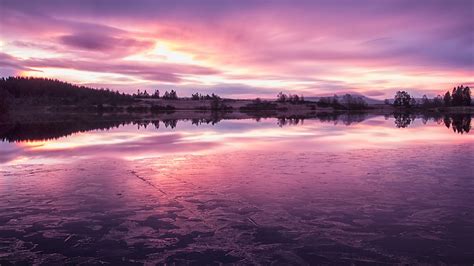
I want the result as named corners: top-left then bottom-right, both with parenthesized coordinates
top-left (0, 0), bottom-right (473, 98)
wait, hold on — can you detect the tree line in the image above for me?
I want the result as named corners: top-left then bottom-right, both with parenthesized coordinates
top-left (391, 85), bottom-right (471, 108)
top-left (132, 90), bottom-right (229, 101)
top-left (392, 112), bottom-right (471, 134)
top-left (443, 85), bottom-right (471, 107)
top-left (276, 92), bottom-right (305, 104)
top-left (191, 93), bottom-right (220, 101)
top-left (134, 89), bottom-right (178, 100)
top-left (0, 77), bottom-right (134, 107)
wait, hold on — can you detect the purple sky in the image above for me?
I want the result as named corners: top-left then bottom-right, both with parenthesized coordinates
top-left (0, 0), bottom-right (473, 98)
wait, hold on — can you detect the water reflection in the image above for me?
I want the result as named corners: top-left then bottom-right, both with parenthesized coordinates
top-left (393, 113), bottom-right (413, 128)
top-left (392, 112), bottom-right (471, 134)
top-left (0, 113), bottom-right (472, 167)
top-left (1, 112), bottom-right (473, 264)
top-left (443, 113), bottom-right (471, 134)
top-left (0, 112), bottom-right (471, 143)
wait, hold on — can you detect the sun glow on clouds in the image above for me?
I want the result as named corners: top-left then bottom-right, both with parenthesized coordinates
top-left (124, 42), bottom-right (197, 65)
top-left (1, 0), bottom-right (473, 98)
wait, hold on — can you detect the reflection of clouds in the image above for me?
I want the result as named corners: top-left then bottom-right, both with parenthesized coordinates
top-left (360, 119), bottom-right (388, 126)
top-left (1, 132), bottom-right (219, 164)
top-left (1, 118), bottom-right (473, 165)
top-left (0, 142), bottom-right (23, 164)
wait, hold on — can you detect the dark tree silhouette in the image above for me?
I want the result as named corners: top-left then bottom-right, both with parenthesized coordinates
top-left (462, 86), bottom-right (471, 106)
top-left (191, 116), bottom-right (222, 126)
top-left (277, 116), bottom-right (304, 127)
top-left (443, 91), bottom-right (452, 106)
top-left (191, 93), bottom-right (222, 100)
top-left (162, 90), bottom-right (178, 100)
top-left (170, 90), bottom-right (178, 99)
top-left (0, 76), bottom-right (133, 105)
top-left (162, 119), bottom-right (178, 128)
top-left (449, 85), bottom-right (471, 106)
top-left (393, 91), bottom-right (413, 107)
top-left (0, 117), bottom-right (143, 142)
top-left (444, 114), bottom-right (471, 134)
top-left (443, 115), bottom-right (452, 129)
top-left (276, 92), bottom-right (304, 104)
top-left (420, 94), bottom-right (443, 108)
top-left (393, 112), bottom-right (412, 128)
top-left (452, 86), bottom-right (463, 106)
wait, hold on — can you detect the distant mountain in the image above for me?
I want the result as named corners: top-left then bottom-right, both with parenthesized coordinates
top-left (304, 94), bottom-right (385, 105)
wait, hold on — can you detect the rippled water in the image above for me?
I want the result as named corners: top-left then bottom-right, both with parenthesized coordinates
top-left (1, 115), bottom-right (473, 264)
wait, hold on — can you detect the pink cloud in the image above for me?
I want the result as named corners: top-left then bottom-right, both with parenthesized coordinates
top-left (0, 0), bottom-right (472, 98)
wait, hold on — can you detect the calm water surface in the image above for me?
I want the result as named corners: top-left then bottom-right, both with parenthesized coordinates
top-left (1, 115), bottom-right (473, 264)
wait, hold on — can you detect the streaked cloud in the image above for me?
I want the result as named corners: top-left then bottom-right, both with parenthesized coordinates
top-left (1, 0), bottom-right (472, 98)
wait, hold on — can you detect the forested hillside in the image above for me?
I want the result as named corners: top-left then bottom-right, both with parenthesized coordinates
top-left (0, 77), bottom-right (134, 106)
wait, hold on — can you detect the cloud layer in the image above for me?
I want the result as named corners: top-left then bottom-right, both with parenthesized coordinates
top-left (1, 0), bottom-right (473, 98)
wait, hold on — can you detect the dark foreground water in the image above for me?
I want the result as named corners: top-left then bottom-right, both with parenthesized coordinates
top-left (1, 114), bottom-right (473, 264)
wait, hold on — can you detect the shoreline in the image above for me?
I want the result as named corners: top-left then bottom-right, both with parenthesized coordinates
top-left (2, 100), bottom-right (473, 124)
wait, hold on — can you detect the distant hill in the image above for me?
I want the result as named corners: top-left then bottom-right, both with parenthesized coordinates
top-left (305, 94), bottom-right (384, 105)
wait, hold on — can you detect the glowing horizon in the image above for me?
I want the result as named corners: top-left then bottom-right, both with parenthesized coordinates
top-left (1, 0), bottom-right (473, 99)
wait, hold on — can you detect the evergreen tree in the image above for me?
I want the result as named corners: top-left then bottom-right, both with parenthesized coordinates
top-left (443, 91), bottom-right (452, 106)
top-left (462, 86), bottom-right (471, 106)
top-left (452, 86), bottom-right (464, 106)
top-left (449, 85), bottom-right (471, 106)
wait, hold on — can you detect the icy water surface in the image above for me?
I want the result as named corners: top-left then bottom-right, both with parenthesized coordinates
top-left (1, 115), bottom-right (473, 264)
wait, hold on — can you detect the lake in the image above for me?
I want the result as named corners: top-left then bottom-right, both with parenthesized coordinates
top-left (1, 113), bottom-right (473, 264)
